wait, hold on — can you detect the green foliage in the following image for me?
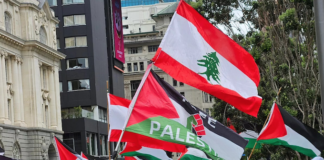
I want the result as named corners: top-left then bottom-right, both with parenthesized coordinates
top-left (279, 8), bottom-right (299, 32)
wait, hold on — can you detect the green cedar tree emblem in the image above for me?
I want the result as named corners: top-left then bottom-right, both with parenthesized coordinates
top-left (197, 52), bottom-right (221, 83)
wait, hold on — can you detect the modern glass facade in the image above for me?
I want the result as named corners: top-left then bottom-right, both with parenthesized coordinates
top-left (121, 0), bottom-right (178, 7)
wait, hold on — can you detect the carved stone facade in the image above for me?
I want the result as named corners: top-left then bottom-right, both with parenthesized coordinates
top-left (0, 0), bottom-right (65, 159)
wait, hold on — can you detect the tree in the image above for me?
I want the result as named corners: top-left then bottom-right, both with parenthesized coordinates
top-left (191, 0), bottom-right (323, 159)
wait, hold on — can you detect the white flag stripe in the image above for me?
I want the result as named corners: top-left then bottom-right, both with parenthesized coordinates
top-left (240, 130), bottom-right (258, 139)
top-left (159, 13), bottom-right (258, 99)
top-left (279, 125), bottom-right (320, 156)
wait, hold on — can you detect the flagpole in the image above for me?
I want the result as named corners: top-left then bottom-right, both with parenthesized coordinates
top-left (111, 64), bottom-right (154, 159)
top-left (107, 80), bottom-right (111, 160)
top-left (248, 87), bottom-right (282, 160)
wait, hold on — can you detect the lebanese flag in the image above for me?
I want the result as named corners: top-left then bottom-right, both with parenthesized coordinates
top-left (54, 136), bottom-right (84, 160)
top-left (258, 103), bottom-right (324, 158)
top-left (152, 0), bottom-right (262, 117)
top-left (120, 143), bottom-right (172, 160)
top-left (113, 68), bottom-right (247, 159)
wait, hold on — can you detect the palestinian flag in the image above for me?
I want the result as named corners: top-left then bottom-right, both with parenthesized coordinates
top-left (178, 148), bottom-right (210, 160)
top-left (54, 136), bottom-right (84, 160)
top-left (120, 143), bottom-right (172, 160)
top-left (81, 152), bottom-right (88, 159)
top-left (258, 103), bottom-right (324, 158)
top-left (110, 68), bottom-right (248, 159)
top-left (151, 0), bottom-right (262, 117)
top-left (239, 130), bottom-right (261, 149)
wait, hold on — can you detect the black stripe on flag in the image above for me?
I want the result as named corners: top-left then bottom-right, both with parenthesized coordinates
top-left (277, 105), bottom-right (324, 152)
top-left (150, 70), bottom-right (248, 149)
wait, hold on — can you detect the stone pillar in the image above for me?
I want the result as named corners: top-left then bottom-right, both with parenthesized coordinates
top-left (18, 59), bottom-right (26, 126)
top-left (0, 52), bottom-right (9, 124)
top-left (11, 56), bottom-right (21, 125)
top-left (0, 51), bottom-right (5, 121)
top-left (48, 66), bottom-right (57, 130)
top-left (54, 66), bottom-right (62, 130)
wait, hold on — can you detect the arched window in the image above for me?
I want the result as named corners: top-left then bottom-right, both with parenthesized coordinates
top-left (4, 12), bottom-right (11, 33)
top-left (12, 143), bottom-right (21, 159)
top-left (40, 26), bottom-right (47, 44)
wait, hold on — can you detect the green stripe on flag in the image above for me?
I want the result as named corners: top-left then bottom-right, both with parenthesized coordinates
top-left (122, 152), bottom-right (161, 160)
top-left (244, 138), bottom-right (261, 149)
top-left (126, 116), bottom-right (224, 160)
top-left (259, 138), bottom-right (317, 158)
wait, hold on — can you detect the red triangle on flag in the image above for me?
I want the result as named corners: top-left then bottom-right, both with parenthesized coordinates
top-left (54, 137), bottom-right (78, 160)
top-left (257, 103), bottom-right (287, 140)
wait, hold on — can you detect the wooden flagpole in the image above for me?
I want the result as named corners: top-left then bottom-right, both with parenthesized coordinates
top-left (248, 87), bottom-right (282, 160)
top-left (111, 64), bottom-right (153, 159)
top-left (107, 80), bottom-right (111, 160)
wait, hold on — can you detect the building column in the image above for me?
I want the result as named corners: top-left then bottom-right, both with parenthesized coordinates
top-left (11, 56), bottom-right (22, 126)
top-left (18, 59), bottom-right (26, 126)
top-left (0, 52), bottom-right (9, 124)
top-left (0, 51), bottom-right (5, 122)
top-left (48, 66), bottom-right (57, 130)
top-left (54, 66), bottom-right (62, 130)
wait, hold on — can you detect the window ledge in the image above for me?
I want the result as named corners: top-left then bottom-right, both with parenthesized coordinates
top-left (65, 46), bottom-right (88, 49)
top-left (67, 89), bottom-right (90, 92)
top-left (62, 3), bottom-right (85, 6)
top-left (63, 24), bottom-right (86, 27)
top-left (66, 68), bottom-right (88, 71)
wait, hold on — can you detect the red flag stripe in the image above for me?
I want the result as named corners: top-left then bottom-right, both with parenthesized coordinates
top-left (175, 1), bottom-right (260, 86)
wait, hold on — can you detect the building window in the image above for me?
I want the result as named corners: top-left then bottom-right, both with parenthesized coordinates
top-left (139, 28), bottom-right (141, 33)
top-left (59, 82), bottom-right (62, 92)
top-left (67, 58), bottom-right (88, 69)
top-left (128, 47), bottom-right (142, 54)
top-left (86, 133), bottom-right (98, 156)
top-left (173, 78), bottom-right (177, 86)
top-left (4, 12), bottom-right (11, 33)
top-left (169, 16), bottom-right (172, 22)
top-left (152, 25), bottom-right (155, 31)
top-left (122, 16), bottom-right (128, 20)
top-left (131, 80), bottom-right (141, 98)
top-left (64, 15), bottom-right (86, 26)
top-left (203, 92), bottom-right (213, 103)
top-left (68, 79), bottom-right (90, 91)
top-left (57, 39), bottom-right (60, 49)
top-left (127, 63), bottom-right (132, 72)
top-left (40, 26), bottom-right (47, 44)
top-left (139, 62), bottom-right (144, 71)
top-left (123, 25), bottom-right (128, 29)
top-left (65, 36), bottom-right (87, 48)
top-left (99, 108), bottom-right (107, 123)
top-left (148, 45), bottom-right (158, 52)
top-left (180, 92), bottom-right (185, 97)
top-left (179, 82), bottom-right (184, 86)
top-left (44, 105), bottom-right (49, 128)
top-left (100, 135), bottom-right (108, 155)
top-left (160, 31), bottom-right (163, 36)
top-left (8, 99), bottom-right (11, 122)
top-left (133, 63), bottom-right (138, 71)
top-left (63, 0), bottom-right (84, 5)
top-left (47, 0), bottom-right (57, 6)
top-left (12, 143), bottom-right (21, 160)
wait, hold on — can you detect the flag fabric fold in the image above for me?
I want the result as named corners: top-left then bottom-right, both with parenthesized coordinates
top-left (110, 69), bottom-right (248, 160)
top-left (120, 142), bottom-right (172, 160)
top-left (258, 103), bottom-right (324, 158)
top-left (54, 136), bottom-right (84, 160)
top-left (152, 0), bottom-right (262, 117)
top-left (239, 130), bottom-right (261, 149)
top-left (81, 152), bottom-right (88, 159)
top-left (178, 148), bottom-right (210, 160)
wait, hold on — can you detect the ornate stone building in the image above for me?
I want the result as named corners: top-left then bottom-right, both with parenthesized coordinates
top-left (0, 0), bottom-right (65, 159)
